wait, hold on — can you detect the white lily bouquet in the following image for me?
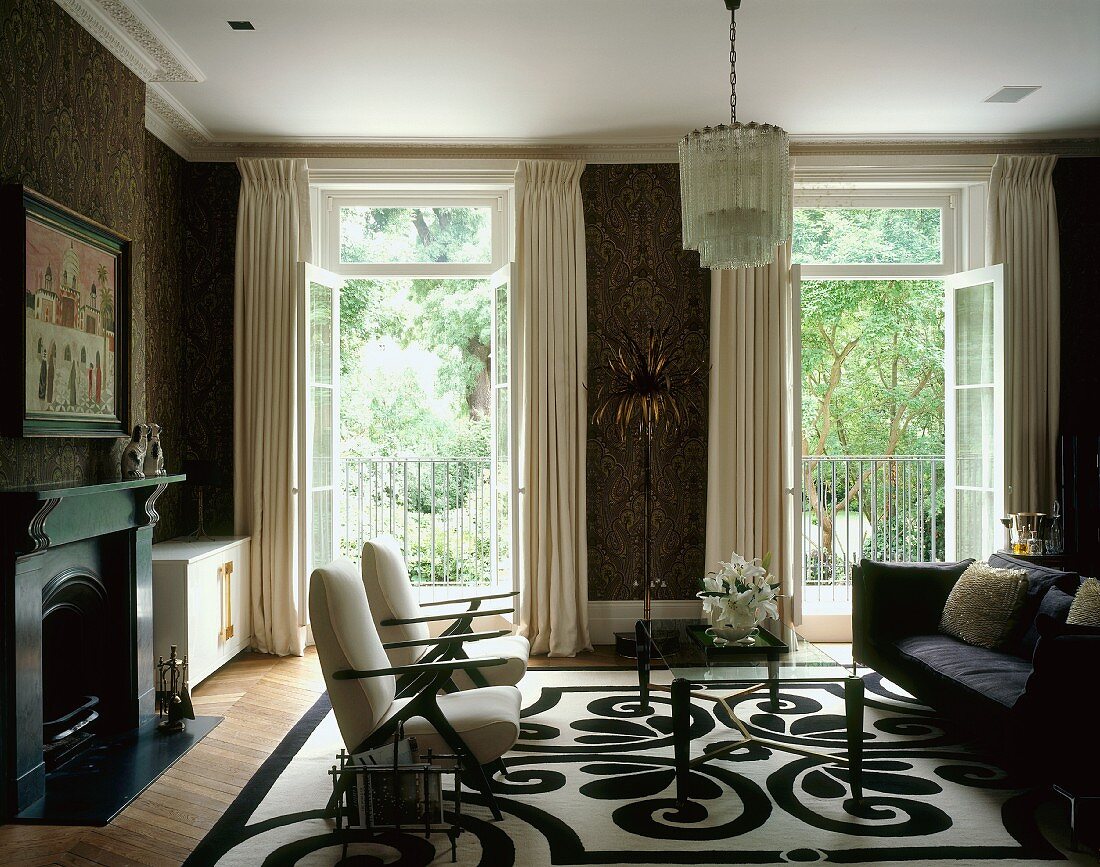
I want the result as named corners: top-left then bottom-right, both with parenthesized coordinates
top-left (697, 551), bottom-right (781, 646)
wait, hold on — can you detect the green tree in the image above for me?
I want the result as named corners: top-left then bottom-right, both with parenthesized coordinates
top-left (794, 208), bottom-right (940, 265)
top-left (801, 279), bottom-right (944, 547)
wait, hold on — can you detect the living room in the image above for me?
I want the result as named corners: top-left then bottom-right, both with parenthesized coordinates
top-left (1, 0), bottom-right (1099, 864)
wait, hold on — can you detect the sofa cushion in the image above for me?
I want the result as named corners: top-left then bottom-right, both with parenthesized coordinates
top-left (987, 551), bottom-right (1080, 656)
top-left (1067, 578), bottom-right (1100, 627)
top-left (1019, 586), bottom-right (1076, 657)
top-left (895, 634), bottom-right (1032, 710)
top-left (938, 562), bottom-right (1029, 650)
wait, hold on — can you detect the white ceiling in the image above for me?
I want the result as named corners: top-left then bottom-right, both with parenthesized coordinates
top-left (138, 0), bottom-right (1100, 143)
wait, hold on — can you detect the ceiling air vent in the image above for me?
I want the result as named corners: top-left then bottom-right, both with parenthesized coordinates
top-left (227, 20), bottom-right (255, 31)
top-left (984, 86), bottom-right (1040, 104)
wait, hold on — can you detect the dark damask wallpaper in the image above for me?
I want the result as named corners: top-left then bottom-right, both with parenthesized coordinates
top-left (144, 131), bottom-right (186, 540)
top-left (181, 162), bottom-right (240, 534)
top-left (581, 164), bottom-right (710, 601)
top-left (0, 0), bottom-right (146, 486)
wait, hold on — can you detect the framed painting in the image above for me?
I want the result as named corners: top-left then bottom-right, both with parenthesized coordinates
top-left (3, 186), bottom-right (131, 437)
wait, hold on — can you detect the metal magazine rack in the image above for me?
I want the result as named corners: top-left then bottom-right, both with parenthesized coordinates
top-left (329, 727), bottom-right (462, 862)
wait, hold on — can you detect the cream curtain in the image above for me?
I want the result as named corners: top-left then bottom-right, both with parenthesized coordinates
top-left (705, 244), bottom-right (802, 626)
top-left (514, 160), bottom-right (592, 657)
top-left (234, 158), bottom-right (311, 657)
top-left (987, 155), bottom-right (1060, 512)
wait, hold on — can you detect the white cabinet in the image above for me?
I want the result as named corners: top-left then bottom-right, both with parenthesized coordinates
top-left (152, 536), bottom-right (251, 687)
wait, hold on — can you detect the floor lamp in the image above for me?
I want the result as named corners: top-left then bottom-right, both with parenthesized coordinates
top-left (592, 326), bottom-right (704, 657)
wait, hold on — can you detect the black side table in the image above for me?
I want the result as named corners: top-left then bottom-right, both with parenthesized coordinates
top-left (1053, 784), bottom-right (1099, 854)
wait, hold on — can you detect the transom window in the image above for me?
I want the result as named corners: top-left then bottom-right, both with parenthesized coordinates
top-left (325, 194), bottom-right (505, 278)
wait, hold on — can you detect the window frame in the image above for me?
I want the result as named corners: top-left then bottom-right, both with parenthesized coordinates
top-left (793, 190), bottom-right (959, 278)
top-left (322, 191), bottom-right (507, 278)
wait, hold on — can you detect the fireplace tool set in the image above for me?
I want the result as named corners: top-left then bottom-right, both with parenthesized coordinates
top-left (155, 645), bottom-right (195, 732)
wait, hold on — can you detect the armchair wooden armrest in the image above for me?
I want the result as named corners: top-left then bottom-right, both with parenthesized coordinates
top-left (333, 656), bottom-right (507, 681)
top-left (381, 607), bottom-right (514, 627)
top-left (419, 590), bottom-right (519, 608)
top-left (383, 629), bottom-right (510, 651)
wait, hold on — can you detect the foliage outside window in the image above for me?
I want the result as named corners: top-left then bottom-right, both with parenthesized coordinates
top-left (794, 207), bottom-right (941, 265)
top-left (339, 206), bottom-right (493, 264)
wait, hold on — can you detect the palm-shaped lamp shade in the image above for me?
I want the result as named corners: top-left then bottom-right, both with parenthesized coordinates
top-left (592, 326), bottom-right (706, 625)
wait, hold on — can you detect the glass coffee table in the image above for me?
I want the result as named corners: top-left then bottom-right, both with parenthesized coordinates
top-left (635, 618), bottom-right (864, 806)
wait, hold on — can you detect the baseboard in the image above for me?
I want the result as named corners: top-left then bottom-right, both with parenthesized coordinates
top-left (587, 600), bottom-right (703, 645)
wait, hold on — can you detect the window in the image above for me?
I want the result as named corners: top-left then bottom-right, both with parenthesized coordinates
top-left (312, 183), bottom-right (515, 604)
top-left (795, 190), bottom-right (962, 612)
top-left (324, 194), bottom-right (506, 278)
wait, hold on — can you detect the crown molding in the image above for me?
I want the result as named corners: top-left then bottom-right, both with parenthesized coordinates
top-left (54, 0), bottom-right (204, 82)
top-left (179, 134), bottom-right (1100, 164)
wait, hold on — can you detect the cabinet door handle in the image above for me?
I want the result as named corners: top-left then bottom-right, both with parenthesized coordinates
top-left (224, 560), bottom-right (235, 640)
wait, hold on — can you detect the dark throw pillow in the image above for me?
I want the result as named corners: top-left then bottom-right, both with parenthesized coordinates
top-left (1019, 585), bottom-right (1077, 658)
top-left (939, 561), bottom-right (1029, 650)
top-left (858, 559), bottom-right (973, 642)
top-left (1067, 578), bottom-right (1100, 627)
top-left (988, 551), bottom-right (1080, 657)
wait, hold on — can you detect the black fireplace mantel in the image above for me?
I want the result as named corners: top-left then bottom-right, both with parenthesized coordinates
top-left (0, 474), bottom-right (186, 821)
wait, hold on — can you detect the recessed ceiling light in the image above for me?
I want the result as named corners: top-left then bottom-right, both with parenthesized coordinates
top-left (227, 20), bottom-right (255, 31)
top-left (984, 86), bottom-right (1040, 104)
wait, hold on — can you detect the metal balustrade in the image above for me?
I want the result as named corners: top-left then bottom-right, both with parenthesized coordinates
top-left (340, 457), bottom-right (494, 588)
top-left (802, 455), bottom-right (946, 604)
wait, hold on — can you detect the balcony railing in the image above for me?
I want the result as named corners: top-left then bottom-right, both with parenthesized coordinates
top-left (802, 455), bottom-right (945, 604)
top-left (340, 457), bottom-right (494, 589)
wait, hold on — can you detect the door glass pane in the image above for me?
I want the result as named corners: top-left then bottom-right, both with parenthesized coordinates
top-left (793, 208), bottom-right (942, 264)
top-left (310, 280), bottom-right (333, 384)
top-left (340, 206), bottom-right (492, 264)
top-left (956, 387), bottom-right (993, 488)
top-left (312, 489), bottom-right (333, 568)
top-left (494, 386), bottom-right (510, 588)
top-left (495, 279), bottom-right (509, 385)
top-left (955, 488), bottom-right (994, 561)
top-left (955, 282), bottom-right (994, 386)
top-left (312, 386), bottom-right (333, 488)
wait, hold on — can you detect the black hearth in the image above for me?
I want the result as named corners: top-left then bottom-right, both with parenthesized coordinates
top-left (1, 475), bottom-right (220, 824)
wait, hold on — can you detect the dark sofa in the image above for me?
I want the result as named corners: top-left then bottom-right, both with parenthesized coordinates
top-left (852, 552), bottom-right (1098, 790)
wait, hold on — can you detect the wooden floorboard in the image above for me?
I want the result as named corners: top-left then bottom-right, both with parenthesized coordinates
top-left (0, 641), bottom-right (638, 865)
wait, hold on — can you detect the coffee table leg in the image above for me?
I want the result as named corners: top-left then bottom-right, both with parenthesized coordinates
top-left (845, 675), bottom-right (864, 802)
top-left (672, 677), bottom-right (690, 806)
top-left (635, 619), bottom-right (651, 712)
top-left (768, 658), bottom-right (780, 711)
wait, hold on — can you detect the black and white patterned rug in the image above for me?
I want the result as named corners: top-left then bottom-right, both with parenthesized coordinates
top-left (184, 671), bottom-right (1082, 866)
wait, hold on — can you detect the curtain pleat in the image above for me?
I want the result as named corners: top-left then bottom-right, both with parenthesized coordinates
top-left (515, 160), bottom-right (592, 657)
top-left (234, 157), bottom-right (309, 657)
top-left (987, 155), bottom-right (1060, 512)
top-left (706, 244), bottom-right (802, 625)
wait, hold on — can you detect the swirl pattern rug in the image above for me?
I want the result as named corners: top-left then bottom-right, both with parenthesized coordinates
top-left (185, 671), bottom-right (1075, 866)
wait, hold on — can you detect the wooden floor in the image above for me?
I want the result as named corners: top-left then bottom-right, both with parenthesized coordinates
top-left (0, 644), bottom-right (632, 866)
top-left (0, 650), bottom-right (327, 867)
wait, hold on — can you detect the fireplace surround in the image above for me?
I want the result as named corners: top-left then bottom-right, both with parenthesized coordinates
top-left (0, 474), bottom-right (219, 823)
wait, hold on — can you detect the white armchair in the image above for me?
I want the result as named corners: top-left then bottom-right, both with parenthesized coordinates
top-left (361, 536), bottom-right (530, 692)
top-left (309, 558), bottom-right (522, 820)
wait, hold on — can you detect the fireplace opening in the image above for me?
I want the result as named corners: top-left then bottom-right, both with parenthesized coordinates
top-left (41, 571), bottom-right (107, 769)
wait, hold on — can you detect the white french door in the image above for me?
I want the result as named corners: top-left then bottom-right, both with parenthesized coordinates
top-left (296, 262), bottom-right (342, 623)
top-left (490, 263), bottom-right (518, 596)
top-left (786, 264), bottom-right (804, 625)
top-left (944, 264), bottom-right (1005, 561)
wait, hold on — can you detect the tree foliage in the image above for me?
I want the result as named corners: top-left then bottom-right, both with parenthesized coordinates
top-left (793, 208), bottom-right (940, 265)
top-left (801, 279), bottom-right (944, 459)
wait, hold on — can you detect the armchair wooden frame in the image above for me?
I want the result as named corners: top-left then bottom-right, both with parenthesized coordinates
top-left (332, 654), bottom-right (511, 821)
top-left (381, 590), bottom-right (520, 694)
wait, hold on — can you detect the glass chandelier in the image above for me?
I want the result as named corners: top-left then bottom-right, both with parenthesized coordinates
top-left (679, 0), bottom-right (792, 269)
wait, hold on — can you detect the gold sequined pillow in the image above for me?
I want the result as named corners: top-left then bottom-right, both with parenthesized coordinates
top-left (939, 562), bottom-right (1029, 650)
top-left (1067, 578), bottom-right (1100, 627)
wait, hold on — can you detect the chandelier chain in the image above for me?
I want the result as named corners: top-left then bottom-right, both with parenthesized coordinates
top-left (729, 5), bottom-right (737, 125)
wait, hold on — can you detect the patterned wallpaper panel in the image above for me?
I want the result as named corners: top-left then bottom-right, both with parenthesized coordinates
top-left (581, 164), bottom-right (711, 601)
top-left (0, 0), bottom-right (193, 540)
top-left (182, 162), bottom-right (240, 534)
top-left (144, 131), bottom-right (186, 540)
